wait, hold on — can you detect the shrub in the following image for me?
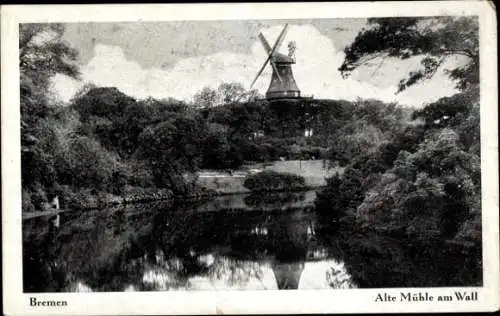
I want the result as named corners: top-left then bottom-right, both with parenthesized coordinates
top-left (56, 136), bottom-right (119, 191)
top-left (30, 187), bottom-right (48, 211)
top-left (243, 170), bottom-right (306, 192)
top-left (22, 190), bottom-right (36, 213)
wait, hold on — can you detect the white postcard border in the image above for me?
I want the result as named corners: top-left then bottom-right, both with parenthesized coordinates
top-left (2, 1), bottom-right (498, 314)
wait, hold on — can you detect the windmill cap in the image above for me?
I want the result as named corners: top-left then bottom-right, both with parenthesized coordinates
top-left (272, 52), bottom-right (295, 63)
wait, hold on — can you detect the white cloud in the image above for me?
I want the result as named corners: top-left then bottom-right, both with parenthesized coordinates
top-left (51, 74), bottom-right (81, 103)
top-left (52, 24), bottom-right (459, 107)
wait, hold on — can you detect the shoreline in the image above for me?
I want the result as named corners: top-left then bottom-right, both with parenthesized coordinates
top-left (22, 186), bottom-right (325, 221)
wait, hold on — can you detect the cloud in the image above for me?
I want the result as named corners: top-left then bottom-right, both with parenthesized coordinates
top-left (52, 24), bottom-right (459, 107)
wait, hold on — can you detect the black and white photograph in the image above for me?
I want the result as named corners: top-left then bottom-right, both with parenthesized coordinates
top-left (2, 2), bottom-right (498, 315)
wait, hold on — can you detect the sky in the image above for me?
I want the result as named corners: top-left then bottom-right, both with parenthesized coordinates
top-left (50, 19), bottom-right (461, 107)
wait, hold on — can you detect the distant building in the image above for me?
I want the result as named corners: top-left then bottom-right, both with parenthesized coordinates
top-left (250, 25), bottom-right (301, 101)
top-left (266, 52), bottom-right (301, 100)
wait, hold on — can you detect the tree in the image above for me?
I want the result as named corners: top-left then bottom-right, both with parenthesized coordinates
top-left (357, 128), bottom-right (480, 239)
top-left (339, 17), bottom-right (479, 92)
top-left (71, 87), bottom-right (137, 122)
top-left (193, 86), bottom-right (218, 108)
top-left (217, 82), bottom-right (245, 104)
top-left (135, 115), bottom-right (206, 194)
top-left (70, 86), bottom-right (149, 156)
top-left (315, 154), bottom-right (385, 227)
top-left (201, 123), bottom-right (231, 169)
top-left (20, 23), bottom-right (80, 190)
top-left (193, 82), bottom-right (260, 108)
top-left (20, 23), bottom-right (80, 124)
top-left (55, 136), bottom-right (120, 191)
top-left (411, 88), bottom-right (479, 129)
top-left (239, 88), bottom-right (263, 102)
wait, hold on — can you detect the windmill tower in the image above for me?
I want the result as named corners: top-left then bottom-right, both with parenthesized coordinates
top-left (250, 24), bottom-right (301, 100)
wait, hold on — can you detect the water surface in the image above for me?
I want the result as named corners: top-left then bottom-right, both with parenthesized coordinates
top-left (23, 191), bottom-right (356, 292)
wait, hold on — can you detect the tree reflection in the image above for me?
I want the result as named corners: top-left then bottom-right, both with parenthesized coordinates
top-left (243, 192), bottom-right (306, 209)
top-left (23, 200), bottom-right (357, 292)
top-left (23, 217), bottom-right (68, 292)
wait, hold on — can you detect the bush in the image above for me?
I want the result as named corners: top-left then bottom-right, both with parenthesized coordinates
top-left (22, 190), bottom-right (36, 212)
top-left (30, 187), bottom-right (49, 211)
top-left (56, 136), bottom-right (119, 191)
top-left (243, 170), bottom-right (306, 192)
top-left (315, 168), bottom-right (366, 227)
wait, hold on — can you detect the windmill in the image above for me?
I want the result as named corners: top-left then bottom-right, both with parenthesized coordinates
top-left (250, 24), bottom-right (301, 100)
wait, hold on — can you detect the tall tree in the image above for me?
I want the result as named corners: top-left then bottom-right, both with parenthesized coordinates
top-left (217, 82), bottom-right (245, 103)
top-left (20, 23), bottom-right (80, 124)
top-left (193, 86), bottom-right (218, 108)
top-left (339, 17), bottom-right (479, 93)
top-left (135, 115), bottom-right (206, 194)
top-left (20, 23), bottom-right (80, 190)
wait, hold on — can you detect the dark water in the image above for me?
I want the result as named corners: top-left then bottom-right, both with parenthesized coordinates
top-left (23, 190), bottom-right (481, 292)
top-left (22, 191), bottom-right (356, 292)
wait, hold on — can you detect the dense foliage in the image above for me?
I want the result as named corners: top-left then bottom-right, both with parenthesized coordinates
top-left (21, 24), bottom-right (80, 191)
top-left (19, 24), bottom-right (352, 211)
top-left (314, 89), bottom-right (481, 286)
top-left (315, 16), bottom-right (481, 287)
top-left (339, 16), bottom-right (479, 92)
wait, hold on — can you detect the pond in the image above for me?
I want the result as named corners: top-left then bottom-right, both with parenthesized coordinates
top-left (22, 191), bottom-right (357, 292)
top-left (23, 189), bottom-right (481, 292)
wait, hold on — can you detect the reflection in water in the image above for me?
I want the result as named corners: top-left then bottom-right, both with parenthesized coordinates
top-left (244, 192), bottom-right (306, 209)
top-left (299, 260), bottom-right (356, 289)
top-left (140, 255), bottom-right (279, 290)
top-left (67, 281), bottom-right (93, 292)
top-left (273, 261), bottom-right (304, 289)
top-left (196, 191), bottom-right (316, 212)
top-left (23, 192), bottom-right (357, 292)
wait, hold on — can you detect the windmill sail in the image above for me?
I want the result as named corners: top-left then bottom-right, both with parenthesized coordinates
top-left (272, 24), bottom-right (288, 55)
top-left (250, 55), bottom-right (272, 90)
top-left (248, 24), bottom-right (300, 100)
top-left (250, 24), bottom-right (290, 89)
top-left (259, 33), bottom-right (272, 54)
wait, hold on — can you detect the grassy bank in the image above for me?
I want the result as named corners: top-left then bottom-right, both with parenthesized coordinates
top-left (196, 160), bottom-right (342, 194)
